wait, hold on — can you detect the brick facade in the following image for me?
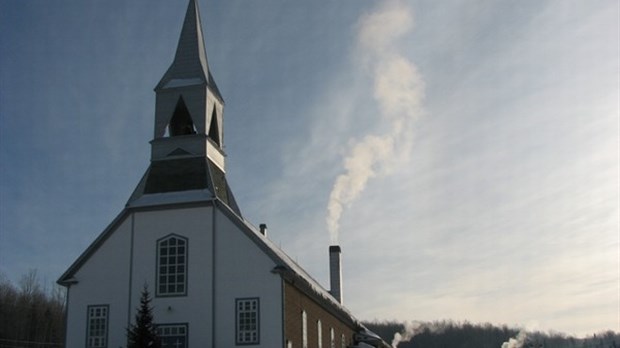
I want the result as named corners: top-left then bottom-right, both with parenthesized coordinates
top-left (283, 281), bottom-right (356, 348)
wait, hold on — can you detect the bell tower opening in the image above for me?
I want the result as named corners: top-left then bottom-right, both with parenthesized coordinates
top-left (208, 107), bottom-right (220, 146)
top-left (169, 97), bottom-right (196, 136)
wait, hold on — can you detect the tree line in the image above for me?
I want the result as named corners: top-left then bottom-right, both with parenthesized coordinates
top-left (1, 271), bottom-right (618, 348)
top-left (0, 272), bottom-right (160, 348)
top-left (363, 320), bottom-right (620, 348)
top-left (0, 271), bottom-right (65, 348)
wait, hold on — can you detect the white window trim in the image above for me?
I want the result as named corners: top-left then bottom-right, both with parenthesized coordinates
top-left (156, 234), bottom-right (188, 297)
top-left (317, 320), bottom-right (322, 348)
top-left (157, 323), bottom-right (188, 348)
top-left (86, 305), bottom-right (109, 348)
top-left (236, 297), bottom-right (260, 345)
top-left (302, 310), bottom-right (308, 348)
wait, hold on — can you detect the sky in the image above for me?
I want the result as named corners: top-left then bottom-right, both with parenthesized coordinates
top-left (1, 0), bottom-right (618, 338)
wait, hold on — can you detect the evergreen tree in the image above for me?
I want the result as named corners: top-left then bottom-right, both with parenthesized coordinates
top-left (127, 285), bottom-right (161, 348)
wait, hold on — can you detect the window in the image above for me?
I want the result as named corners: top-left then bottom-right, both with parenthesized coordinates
top-left (330, 328), bottom-right (335, 348)
top-left (157, 235), bottom-right (188, 296)
top-left (157, 324), bottom-right (188, 348)
top-left (236, 298), bottom-right (259, 345)
top-left (86, 305), bottom-right (108, 348)
top-left (302, 310), bottom-right (308, 348)
top-left (317, 320), bottom-right (322, 348)
top-left (341, 334), bottom-right (346, 348)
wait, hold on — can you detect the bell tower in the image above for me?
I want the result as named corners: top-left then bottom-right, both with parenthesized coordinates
top-left (127, 0), bottom-right (239, 215)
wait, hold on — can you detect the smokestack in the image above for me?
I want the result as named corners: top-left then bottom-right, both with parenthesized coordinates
top-left (259, 223), bottom-right (267, 236)
top-left (329, 245), bottom-right (343, 304)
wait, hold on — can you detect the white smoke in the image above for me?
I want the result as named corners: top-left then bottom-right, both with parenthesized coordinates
top-left (391, 321), bottom-right (445, 348)
top-left (326, 0), bottom-right (425, 244)
top-left (501, 330), bottom-right (528, 348)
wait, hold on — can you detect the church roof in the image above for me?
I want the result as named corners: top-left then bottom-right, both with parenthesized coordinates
top-left (126, 157), bottom-right (241, 215)
top-left (214, 201), bottom-right (364, 328)
top-left (155, 0), bottom-right (223, 102)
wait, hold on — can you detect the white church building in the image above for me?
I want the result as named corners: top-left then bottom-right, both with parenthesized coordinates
top-left (58, 1), bottom-right (390, 348)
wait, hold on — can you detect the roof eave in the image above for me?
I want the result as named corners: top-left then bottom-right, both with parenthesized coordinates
top-left (57, 208), bottom-right (132, 286)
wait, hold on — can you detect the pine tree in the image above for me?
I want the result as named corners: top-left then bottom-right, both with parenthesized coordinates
top-left (127, 285), bottom-right (161, 348)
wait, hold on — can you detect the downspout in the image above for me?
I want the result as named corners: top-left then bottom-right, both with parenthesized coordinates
top-left (211, 202), bottom-right (217, 347)
top-left (127, 213), bottom-right (135, 329)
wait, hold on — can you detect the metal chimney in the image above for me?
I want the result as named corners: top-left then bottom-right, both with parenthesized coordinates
top-left (329, 245), bottom-right (343, 304)
top-left (259, 223), bottom-right (267, 236)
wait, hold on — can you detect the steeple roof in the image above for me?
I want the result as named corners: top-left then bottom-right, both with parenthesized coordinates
top-left (155, 0), bottom-right (223, 101)
top-left (127, 0), bottom-right (236, 213)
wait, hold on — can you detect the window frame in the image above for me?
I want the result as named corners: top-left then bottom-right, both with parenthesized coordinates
top-left (156, 234), bottom-right (189, 297)
top-left (86, 305), bottom-right (109, 348)
top-left (157, 323), bottom-right (189, 348)
top-left (235, 297), bottom-right (260, 345)
top-left (302, 310), bottom-right (308, 348)
top-left (317, 320), bottom-right (322, 348)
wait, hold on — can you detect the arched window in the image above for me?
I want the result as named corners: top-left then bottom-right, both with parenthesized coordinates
top-left (317, 320), bottom-right (322, 348)
top-left (302, 310), bottom-right (308, 348)
top-left (156, 234), bottom-right (188, 296)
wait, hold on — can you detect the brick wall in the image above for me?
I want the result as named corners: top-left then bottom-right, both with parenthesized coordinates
top-left (283, 281), bottom-right (356, 348)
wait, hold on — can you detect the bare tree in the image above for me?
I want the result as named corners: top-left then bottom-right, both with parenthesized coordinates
top-left (0, 271), bottom-right (65, 348)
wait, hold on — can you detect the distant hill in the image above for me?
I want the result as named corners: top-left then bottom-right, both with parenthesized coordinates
top-left (363, 320), bottom-right (619, 348)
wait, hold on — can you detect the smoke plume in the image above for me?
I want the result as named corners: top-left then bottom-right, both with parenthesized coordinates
top-left (501, 330), bottom-right (528, 348)
top-left (391, 321), bottom-right (445, 347)
top-left (326, 0), bottom-right (425, 244)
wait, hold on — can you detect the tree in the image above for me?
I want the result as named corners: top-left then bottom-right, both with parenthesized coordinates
top-left (127, 285), bottom-right (161, 348)
top-left (0, 270), bottom-right (65, 347)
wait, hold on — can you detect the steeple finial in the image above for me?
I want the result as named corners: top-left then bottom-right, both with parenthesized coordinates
top-left (156, 0), bottom-right (209, 89)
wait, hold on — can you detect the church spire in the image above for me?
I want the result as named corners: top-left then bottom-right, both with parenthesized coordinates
top-left (127, 0), bottom-right (240, 215)
top-left (156, 0), bottom-right (209, 90)
top-left (151, 0), bottom-right (224, 145)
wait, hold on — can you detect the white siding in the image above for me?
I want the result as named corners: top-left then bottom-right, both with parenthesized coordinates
top-left (213, 208), bottom-right (283, 347)
top-left (64, 203), bottom-right (284, 348)
top-left (131, 206), bottom-right (214, 347)
top-left (65, 215), bottom-right (132, 348)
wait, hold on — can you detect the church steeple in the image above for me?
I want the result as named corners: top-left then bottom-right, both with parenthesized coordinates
top-left (127, 0), bottom-right (239, 215)
top-left (152, 0), bottom-right (224, 143)
top-left (155, 0), bottom-right (210, 91)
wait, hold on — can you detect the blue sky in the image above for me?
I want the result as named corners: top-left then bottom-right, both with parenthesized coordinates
top-left (1, 0), bottom-right (618, 337)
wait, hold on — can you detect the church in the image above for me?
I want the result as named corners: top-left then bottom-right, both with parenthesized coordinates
top-left (58, 1), bottom-right (390, 347)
